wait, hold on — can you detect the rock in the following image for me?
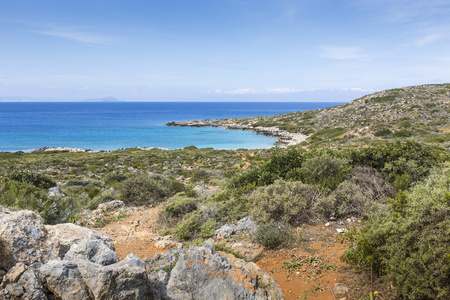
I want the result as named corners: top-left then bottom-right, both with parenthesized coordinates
top-left (76, 253), bottom-right (154, 299)
top-left (0, 210), bottom-right (49, 269)
top-left (2, 265), bottom-right (47, 300)
top-left (329, 216), bottom-right (336, 221)
top-left (228, 241), bottom-right (263, 261)
top-left (64, 238), bottom-right (120, 266)
top-left (214, 224), bottom-right (235, 238)
top-left (96, 200), bottom-right (125, 211)
top-left (334, 283), bottom-right (349, 295)
top-left (234, 216), bottom-right (258, 232)
top-left (147, 245), bottom-right (283, 300)
top-left (48, 187), bottom-right (61, 198)
top-left (324, 222), bottom-right (331, 227)
top-left (39, 260), bottom-right (90, 300)
top-left (45, 222), bottom-right (115, 260)
top-left (214, 216), bottom-right (258, 238)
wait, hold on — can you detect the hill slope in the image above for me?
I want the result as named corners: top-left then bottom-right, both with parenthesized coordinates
top-left (168, 83), bottom-right (450, 148)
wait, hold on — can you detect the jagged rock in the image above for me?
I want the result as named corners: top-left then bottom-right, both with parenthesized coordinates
top-left (0, 210), bottom-right (49, 269)
top-left (76, 253), bottom-right (154, 300)
top-left (214, 216), bottom-right (258, 238)
top-left (96, 200), bottom-right (125, 211)
top-left (45, 223), bottom-right (114, 260)
top-left (39, 260), bottom-right (89, 299)
top-left (1, 264), bottom-right (47, 300)
top-left (64, 238), bottom-right (119, 266)
top-left (48, 187), bottom-right (61, 198)
top-left (147, 246), bottom-right (283, 300)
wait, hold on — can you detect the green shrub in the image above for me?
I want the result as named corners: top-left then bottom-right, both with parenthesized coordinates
top-left (374, 128), bottom-right (392, 137)
top-left (199, 219), bottom-right (220, 239)
top-left (0, 178), bottom-right (76, 224)
top-left (254, 221), bottom-right (291, 249)
top-left (300, 152), bottom-right (351, 189)
top-left (174, 212), bottom-right (202, 241)
top-left (349, 140), bottom-right (447, 184)
top-left (341, 163), bottom-right (450, 299)
top-left (393, 129), bottom-right (412, 137)
top-left (249, 180), bottom-right (318, 225)
top-left (118, 173), bottom-right (188, 205)
top-left (106, 174), bottom-right (127, 184)
top-left (315, 166), bottom-right (394, 218)
top-left (162, 192), bottom-right (198, 220)
top-left (8, 171), bottom-right (56, 189)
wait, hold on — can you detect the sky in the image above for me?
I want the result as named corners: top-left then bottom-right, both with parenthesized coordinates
top-left (1, 0), bottom-right (450, 102)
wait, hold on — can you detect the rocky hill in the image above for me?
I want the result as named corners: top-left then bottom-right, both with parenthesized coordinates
top-left (168, 83), bottom-right (450, 148)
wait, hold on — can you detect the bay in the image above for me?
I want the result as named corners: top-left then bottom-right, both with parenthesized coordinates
top-left (0, 102), bottom-right (344, 152)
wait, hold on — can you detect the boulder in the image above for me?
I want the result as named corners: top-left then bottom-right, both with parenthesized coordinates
top-left (0, 210), bottom-right (50, 269)
top-left (146, 245), bottom-right (283, 300)
top-left (39, 260), bottom-right (90, 300)
top-left (76, 253), bottom-right (154, 300)
top-left (64, 238), bottom-right (119, 266)
top-left (214, 216), bottom-right (258, 238)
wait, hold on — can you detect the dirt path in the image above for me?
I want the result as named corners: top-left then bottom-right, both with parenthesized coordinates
top-left (100, 206), bottom-right (352, 299)
top-left (100, 203), bottom-right (168, 260)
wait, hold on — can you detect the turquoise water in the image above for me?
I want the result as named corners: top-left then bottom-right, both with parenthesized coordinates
top-left (0, 102), bottom-right (343, 151)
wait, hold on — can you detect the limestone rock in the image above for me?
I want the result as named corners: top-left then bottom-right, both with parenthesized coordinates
top-left (147, 246), bottom-right (283, 300)
top-left (214, 216), bottom-right (258, 238)
top-left (45, 222), bottom-right (114, 260)
top-left (39, 260), bottom-right (90, 300)
top-left (76, 253), bottom-right (154, 300)
top-left (0, 210), bottom-right (49, 269)
top-left (64, 238), bottom-right (119, 266)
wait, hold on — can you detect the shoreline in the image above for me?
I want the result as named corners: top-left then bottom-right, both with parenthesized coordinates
top-left (166, 120), bottom-right (308, 146)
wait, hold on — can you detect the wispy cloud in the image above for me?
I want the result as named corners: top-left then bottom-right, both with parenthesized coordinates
top-left (414, 33), bottom-right (443, 47)
top-left (215, 88), bottom-right (314, 95)
top-left (341, 87), bottom-right (377, 93)
top-left (318, 46), bottom-right (368, 60)
top-left (36, 28), bottom-right (112, 45)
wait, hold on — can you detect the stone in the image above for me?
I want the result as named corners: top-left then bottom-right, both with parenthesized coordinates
top-left (96, 200), bottom-right (125, 211)
top-left (48, 187), bottom-right (61, 198)
top-left (2, 263), bottom-right (26, 283)
top-left (147, 245), bottom-right (283, 300)
top-left (324, 222), bottom-right (331, 227)
top-left (76, 253), bottom-right (154, 300)
top-left (0, 210), bottom-right (50, 269)
top-left (45, 222), bottom-right (115, 260)
top-left (214, 216), bottom-right (258, 238)
top-left (334, 283), bottom-right (349, 295)
top-left (39, 260), bottom-right (90, 300)
top-left (64, 238), bottom-right (120, 266)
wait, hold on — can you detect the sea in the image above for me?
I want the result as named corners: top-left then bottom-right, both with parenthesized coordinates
top-left (0, 102), bottom-right (344, 152)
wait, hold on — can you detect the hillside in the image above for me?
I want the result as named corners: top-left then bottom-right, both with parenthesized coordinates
top-left (168, 83), bottom-right (450, 149)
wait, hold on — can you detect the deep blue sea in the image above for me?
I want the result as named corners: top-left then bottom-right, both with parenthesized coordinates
top-left (0, 102), bottom-right (343, 152)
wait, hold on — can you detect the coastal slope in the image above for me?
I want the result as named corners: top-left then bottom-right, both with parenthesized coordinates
top-left (168, 83), bottom-right (450, 148)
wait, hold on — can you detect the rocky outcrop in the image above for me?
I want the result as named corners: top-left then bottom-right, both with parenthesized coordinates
top-left (1, 208), bottom-right (283, 299)
top-left (146, 245), bottom-right (283, 300)
top-left (167, 121), bottom-right (307, 146)
top-left (0, 208), bottom-right (154, 300)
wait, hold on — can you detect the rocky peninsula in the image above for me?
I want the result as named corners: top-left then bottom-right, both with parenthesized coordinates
top-left (167, 120), bottom-right (308, 146)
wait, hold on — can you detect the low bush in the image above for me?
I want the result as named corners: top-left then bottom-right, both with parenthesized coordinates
top-left (118, 173), bottom-right (188, 205)
top-left (8, 171), bottom-right (56, 189)
top-left (315, 167), bottom-right (394, 218)
top-left (254, 221), bottom-right (291, 249)
top-left (161, 192), bottom-right (198, 220)
top-left (341, 163), bottom-right (450, 299)
top-left (249, 180), bottom-right (319, 225)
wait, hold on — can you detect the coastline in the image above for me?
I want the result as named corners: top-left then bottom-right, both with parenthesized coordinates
top-left (166, 120), bottom-right (308, 146)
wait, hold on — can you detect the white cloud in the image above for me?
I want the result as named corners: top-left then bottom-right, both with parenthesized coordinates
top-left (341, 87), bottom-right (377, 93)
top-left (37, 28), bottom-right (111, 45)
top-left (318, 46), bottom-right (368, 60)
top-left (216, 88), bottom-right (314, 95)
top-left (414, 33), bottom-right (443, 47)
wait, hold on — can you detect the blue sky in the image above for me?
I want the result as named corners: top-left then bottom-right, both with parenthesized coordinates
top-left (1, 0), bottom-right (449, 102)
